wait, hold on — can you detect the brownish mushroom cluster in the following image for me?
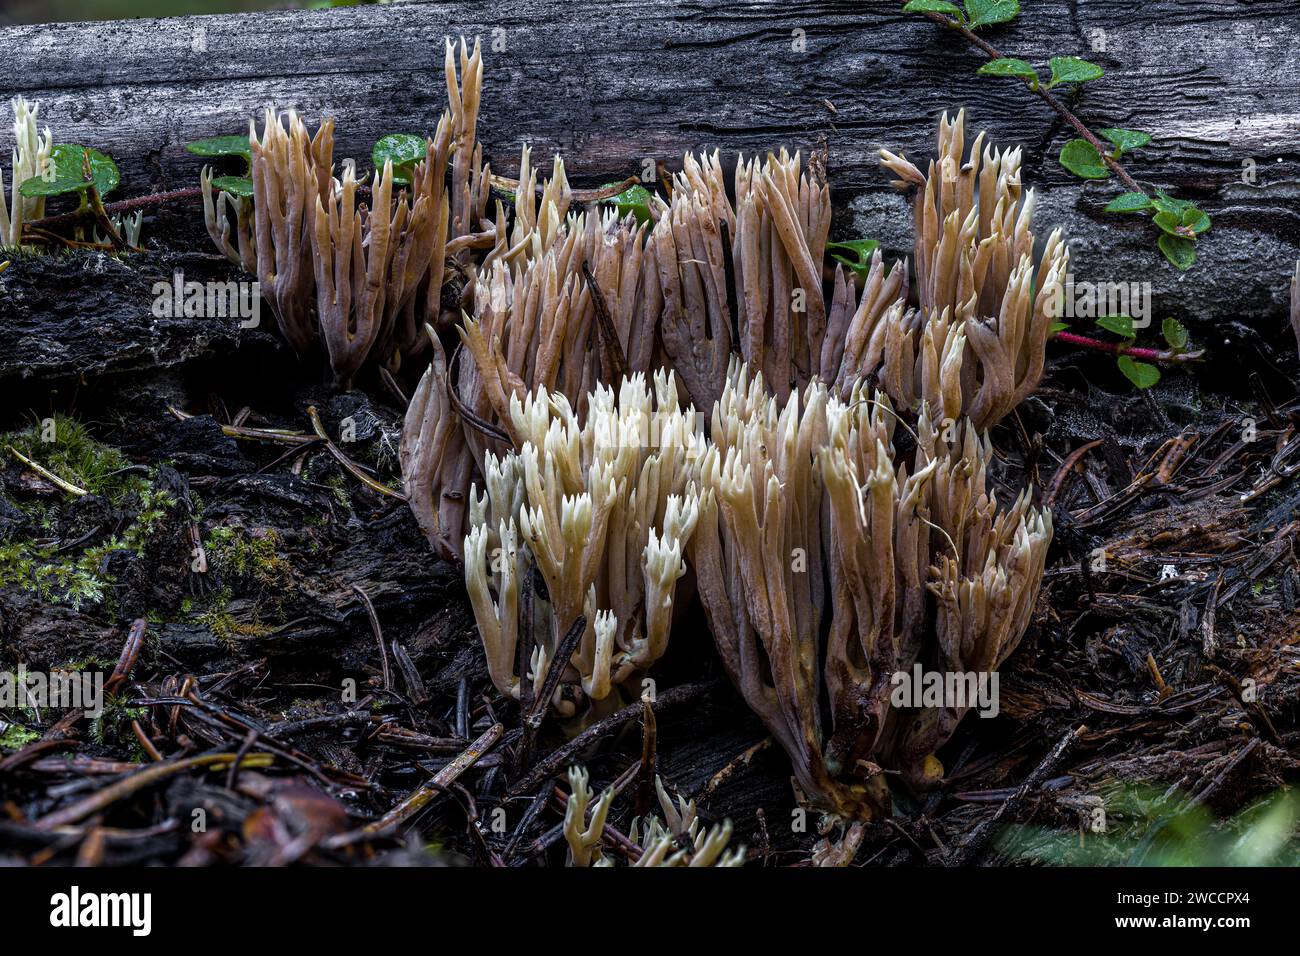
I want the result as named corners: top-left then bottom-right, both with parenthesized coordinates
top-left (691, 362), bottom-right (1051, 817)
top-left (203, 39), bottom-right (486, 386)
top-left (214, 46), bottom-right (1065, 821)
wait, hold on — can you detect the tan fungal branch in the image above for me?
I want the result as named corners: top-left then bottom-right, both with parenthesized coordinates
top-left (690, 361), bottom-right (1051, 818)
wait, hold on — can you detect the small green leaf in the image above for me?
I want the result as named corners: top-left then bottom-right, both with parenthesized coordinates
top-left (1151, 191), bottom-right (1195, 217)
top-left (186, 135), bottom-right (252, 160)
top-left (1104, 192), bottom-right (1153, 214)
top-left (1049, 322), bottom-right (1070, 334)
top-left (826, 239), bottom-right (881, 279)
top-left (1152, 210), bottom-right (1182, 235)
top-left (1154, 206), bottom-right (1210, 239)
top-left (19, 144), bottom-right (120, 199)
top-left (1162, 317), bottom-right (1189, 351)
top-left (1096, 314), bottom-right (1135, 338)
top-left (1098, 128), bottom-right (1151, 156)
top-left (902, 0), bottom-right (962, 13)
top-left (602, 183), bottom-right (654, 226)
top-left (1117, 355), bottom-right (1160, 389)
top-left (372, 133), bottom-right (427, 186)
top-left (1059, 139), bottom-right (1110, 180)
top-left (963, 0), bottom-right (1020, 28)
top-left (977, 58), bottom-right (1039, 86)
top-left (1157, 234), bottom-right (1196, 271)
top-left (1180, 206), bottom-right (1211, 236)
top-left (212, 175), bottom-right (254, 198)
top-left (1048, 56), bottom-right (1104, 89)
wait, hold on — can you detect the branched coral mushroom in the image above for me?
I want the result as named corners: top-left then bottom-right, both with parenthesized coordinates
top-left (562, 766), bottom-right (744, 867)
top-left (463, 371), bottom-right (703, 718)
top-left (201, 167), bottom-right (256, 273)
top-left (0, 97), bottom-right (52, 247)
top-left (250, 107), bottom-right (334, 355)
top-left (652, 112), bottom-right (1065, 433)
top-left (690, 360), bottom-right (1051, 818)
top-left (403, 151), bottom-right (650, 563)
top-left (239, 38), bottom-right (478, 383)
top-left (647, 149), bottom-right (836, 411)
top-left (312, 123), bottom-right (451, 385)
top-left (387, 49), bottom-right (1056, 818)
top-left (878, 110), bottom-right (1068, 429)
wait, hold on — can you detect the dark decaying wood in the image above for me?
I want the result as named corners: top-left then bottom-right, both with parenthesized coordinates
top-left (1, 0), bottom-right (1298, 384)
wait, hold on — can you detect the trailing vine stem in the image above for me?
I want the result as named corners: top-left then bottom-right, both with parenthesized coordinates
top-left (921, 10), bottom-right (1145, 196)
top-left (24, 186), bottom-right (203, 233)
top-left (1053, 331), bottom-right (1202, 365)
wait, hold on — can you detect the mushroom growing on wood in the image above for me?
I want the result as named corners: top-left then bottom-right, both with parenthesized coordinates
top-left (312, 123), bottom-right (451, 386)
top-left (250, 107), bottom-right (335, 355)
top-left (646, 147), bottom-right (836, 411)
top-left (0, 97), bottom-right (52, 247)
top-left (652, 113), bottom-right (1063, 432)
top-left (201, 167), bottom-right (256, 273)
top-left (399, 331), bottom-right (476, 564)
top-left (690, 360), bottom-right (1051, 819)
top-left (562, 766), bottom-right (745, 867)
top-left (877, 110), bottom-right (1069, 429)
top-left (463, 371), bottom-right (704, 719)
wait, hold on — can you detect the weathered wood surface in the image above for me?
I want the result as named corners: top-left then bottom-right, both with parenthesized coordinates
top-left (1, 0), bottom-right (1298, 383)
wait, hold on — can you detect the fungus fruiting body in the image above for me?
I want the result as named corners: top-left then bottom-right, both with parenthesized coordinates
top-left (0, 97), bottom-right (52, 247)
top-left (562, 766), bottom-right (744, 867)
top-left (691, 361), bottom-right (1051, 818)
top-left (213, 42), bottom-right (1061, 827)
top-left (463, 371), bottom-right (704, 719)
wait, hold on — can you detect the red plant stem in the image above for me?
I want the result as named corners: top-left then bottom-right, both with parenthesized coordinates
top-left (922, 11), bottom-right (1146, 196)
top-left (25, 186), bottom-right (203, 231)
top-left (1054, 331), bottom-right (1199, 365)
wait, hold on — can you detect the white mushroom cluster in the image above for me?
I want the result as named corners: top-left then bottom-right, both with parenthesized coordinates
top-left (463, 370), bottom-right (704, 718)
top-left (0, 97), bottom-right (52, 247)
top-left (562, 766), bottom-right (744, 867)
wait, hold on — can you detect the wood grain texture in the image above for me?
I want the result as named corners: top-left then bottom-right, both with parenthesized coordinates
top-left (0, 0), bottom-right (1297, 383)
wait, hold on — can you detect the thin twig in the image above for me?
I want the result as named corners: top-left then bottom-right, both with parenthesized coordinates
top-left (307, 405), bottom-right (407, 501)
top-left (363, 722), bottom-right (503, 834)
top-left (4, 444), bottom-right (87, 496)
top-left (518, 615), bottom-right (587, 769)
top-left (25, 186), bottom-right (202, 232)
top-left (351, 584), bottom-right (390, 692)
top-left (508, 680), bottom-right (719, 798)
top-left (947, 725), bottom-right (1085, 867)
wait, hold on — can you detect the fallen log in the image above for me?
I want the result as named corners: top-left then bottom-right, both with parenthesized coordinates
top-left (0, 0), bottom-right (1297, 384)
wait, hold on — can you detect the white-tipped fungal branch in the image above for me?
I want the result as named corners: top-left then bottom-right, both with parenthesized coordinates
top-left (201, 168), bottom-right (256, 273)
top-left (463, 371), bottom-right (704, 719)
top-left (563, 766), bottom-right (745, 867)
top-left (0, 97), bottom-right (52, 248)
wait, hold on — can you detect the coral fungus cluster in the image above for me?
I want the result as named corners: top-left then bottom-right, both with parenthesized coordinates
top-left (210, 44), bottom-right (1064, 822)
